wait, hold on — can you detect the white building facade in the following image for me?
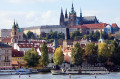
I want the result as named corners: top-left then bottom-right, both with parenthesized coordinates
top-left (0, 42), bottom-right (12, 69)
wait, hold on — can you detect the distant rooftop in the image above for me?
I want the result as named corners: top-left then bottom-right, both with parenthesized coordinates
top-left (24, 25), bottom-right (66, 30)
top-left (0, 42), bottom-right (12, 48)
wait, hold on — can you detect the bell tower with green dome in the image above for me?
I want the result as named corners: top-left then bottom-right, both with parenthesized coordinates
top-left (11, 21), bottom-right (23, 44)
top-left (69, 3), bottom-right (76, 27)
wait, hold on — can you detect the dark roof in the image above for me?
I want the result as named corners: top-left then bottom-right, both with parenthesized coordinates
top-left (82, 16), bottom-right (97, 22)
top-left (24, 25), bottom-right (66, 30)
top-left (40, 25), bottom-right (66, 29)
top-left (0, 42), bottom-right (12, 48)
top-left (24, 26), bottom-right (41, 30)
top-left (12, 49), bottom-right (24, 57)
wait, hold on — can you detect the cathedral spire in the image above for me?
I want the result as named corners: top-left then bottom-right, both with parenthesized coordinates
top-left (79, 8), bottom-right (83, 25)
top-left (65, 9), bottom-right (68, 18)
top-left (80, 8), bottom-right (82, 17)
top-left (60, 8), bottom-right (64, 25)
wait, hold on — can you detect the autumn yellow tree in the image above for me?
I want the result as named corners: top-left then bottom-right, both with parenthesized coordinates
top-left (98, 43), bottom-right (111, 64)
top-left (53, 46), bottom-right (64, 65)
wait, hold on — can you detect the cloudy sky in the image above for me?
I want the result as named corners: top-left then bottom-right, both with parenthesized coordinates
top-left (0, 0), bottom-right (120, 29)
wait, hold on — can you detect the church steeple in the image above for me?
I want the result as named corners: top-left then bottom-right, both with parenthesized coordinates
top-left (12, 20), bottom-right (17, 28)
top-left (60, 8), bottom-right (64, 25)
top-left (98, 26), bottom-right (104, 43)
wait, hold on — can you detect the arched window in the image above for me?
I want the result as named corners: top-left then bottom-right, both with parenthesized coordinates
top-left (15, 39), bottom-right (17, 43)
top-left (19, 36), bottom-right (21, 39)
top-left (14, 32), bottom-right (16, 35)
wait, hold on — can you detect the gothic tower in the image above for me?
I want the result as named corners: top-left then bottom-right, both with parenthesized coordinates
top-left (11, 21), bottom-right (18, 43)
top-left (64, 9), bottom-right (69, 26)
top-left (11, 21), bottom-right (23, 44)
top-left (79, 8), bottom-right (83, 25)
top-left (60, 8), bottom-right (64, 25)
top-left (69, 3), bottom-right (76, 27)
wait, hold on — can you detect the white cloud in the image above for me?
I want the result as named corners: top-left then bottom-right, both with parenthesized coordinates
top-left (0, 10), bottom-right (59, 29)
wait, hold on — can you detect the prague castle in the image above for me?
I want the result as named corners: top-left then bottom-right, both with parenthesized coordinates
top-left (60, 3), bottom-right (99, 27)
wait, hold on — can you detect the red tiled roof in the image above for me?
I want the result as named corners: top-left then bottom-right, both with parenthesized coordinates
top-left (112, 23), bottom-right (118, 27)
top-left (70, 23), bottom-right (108, 29)
top-left (21, 40), bottom-right (43, 43)
top-left (2, 37), bottom-right (12, 44)
top-left (38, 47), bottom-right (54, 54)
top-left (64, 47), bottom-right (73, 51)
top-left (12, 49), bottom-right (24, 57)
top-left (12, 61), bottom-right (19, 65)
top-left (17, 43), bottom-right (40, 48)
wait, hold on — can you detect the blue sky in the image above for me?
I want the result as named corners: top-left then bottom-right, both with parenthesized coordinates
top-left (0, 0), bottom-right (120, 29)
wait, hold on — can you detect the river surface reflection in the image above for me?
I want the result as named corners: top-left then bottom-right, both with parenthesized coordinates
top-left (0, 72), bottom-right (120, 79)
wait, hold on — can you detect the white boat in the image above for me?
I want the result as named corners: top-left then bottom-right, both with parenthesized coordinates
top-left (51, 67), bottom-right (109, 75)
top-left (0, 68), bottom-right (32, 75)
top-left (0, 70), bottom-right (17, 75)
top-left (81, 67), bottom-right (109, 74)
top-left (16, 68), bottom-right (32, 75)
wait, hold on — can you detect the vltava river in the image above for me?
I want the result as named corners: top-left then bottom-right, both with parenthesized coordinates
top-left (0, 72), bottom-right (119, 79)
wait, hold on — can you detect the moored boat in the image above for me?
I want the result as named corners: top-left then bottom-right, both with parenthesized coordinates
top-left (51, 67), bottom-right (109, 75)
top-left (0, 68), bottom-right (32, 75)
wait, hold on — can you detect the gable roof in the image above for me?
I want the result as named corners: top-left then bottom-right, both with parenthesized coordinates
top-left (1, 37), bottom-right (12, 44)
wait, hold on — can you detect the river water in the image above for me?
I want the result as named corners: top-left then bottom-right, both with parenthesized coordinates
top-left (0, 72), bottom-right (119, 79)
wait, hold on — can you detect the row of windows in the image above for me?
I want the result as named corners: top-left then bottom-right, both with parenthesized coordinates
top-left (0, 50), bottom-right (10, 53)
top-left (0, 63), bottom-right (11, 66)
top-left (0, 55), bottom-right (10, 61)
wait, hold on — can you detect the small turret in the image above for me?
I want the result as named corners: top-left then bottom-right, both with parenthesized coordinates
top-left (12, 20), bottom-right (17, 28)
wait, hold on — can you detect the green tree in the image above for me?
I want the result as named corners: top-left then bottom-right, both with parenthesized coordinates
top-left (58, 32), bottom-right (65, 39)
top-left (40, 32), bottom-right (46, 39)
top-left (70, 31), bottom-right (82, 40)
top-left (109, 40), bottom-right (120, 65)
top-left (41, 42), bottom-right (49, 67)
top-left (98, 43), bottom-right (110, 64)
top-left (53, 46), bottom-right (64, 65)
top-left (89, 31), bottom-right (100, 41)
top-left (27, 31), bottom-right (35, 39)
top-left (71, 42), bottom-right (83, 66)
top-left (85, 43), bottom-right (98, 65)
top-left (23, 33), bottom-right (27, 40)
top-left (24, 48), bottom-right (40, 67)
